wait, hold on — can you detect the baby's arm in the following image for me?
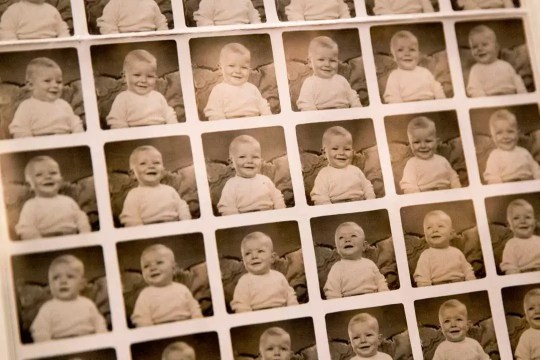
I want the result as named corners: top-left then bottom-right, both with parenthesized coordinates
top-left (267, 180), bottom-right (286, 210)
top-left (503, 0), bottom-right (516, 8)
top-left (74, 206), bottom-right (91, 234)
top-left (89, 301), bottom-right (108, 333)
top-left (285, 0), bottom-right (306, 21)
top-left (515, 331), bottom-right (533, 360)
top-left (458, 0), bottom-right (480, 9)
top-left (529, 153), bottom-right (540, 180)
top-left (256, 91), bottom-right (272, 116)
top-left (421, 0), bottom-right (435, 12)
top-left (183, 288), bottom-right (203, 318)
top-left (15, 201), bottom-right (42, 240)
top-left (131, 290), bottom-right (154, 327)
top-left (400, 159), bottom-right (421, 193)
top-left (513, 72), bottom-right (527, 94)
top-left (106, 93), bottom-right (130, 129)
top-left (59, 100), bottom-right (84, 133)
top-left (119, 190), bottom-right (144, 227)
top-left (217, 179), bottom-right (239, 216)
top-left (383, 71), bottom-right (404, 104)
top-left (447, 162), bottom-right (462, 189)
top-left (193, 0), bottom-right (217, 26)
top-left (323, 264), bottom-right (343, 299)
top-left (282, 277), bottom-right (299, 306)
top-left (310, 171), bottom-right (332, 205)
top-left (466, 66), bottom-right (486, 98)
top-left (357, 168), bottom-right (375, 200)
top-left (500, 241), bottom-right (521, 274)
top-left (483, 151), bottom-right (503, 184)
top-left (373, 0), bottom-right (394, 14)
top-left (204, 85), bottom-right (227, 120)
top-left (97, 0), bottom-right (121, 34)
top-left (296, 78), bottom-right (318, 111)
top-left (371, 263), bottom-right (389, 291)
top-left (0, 5), bottom-right (20, 40)
top-left (52, 10), bottom-right (70, 37)
top-left (460, 253), bottom-right (476, 281)
top-left (152, 3), bottom-right (169, 30)
top-left (158, 94), bottom-right (177, 124)
top-left (337, 0), bottom-right (351, 18)
top-left (342, 77), bottom-right (362, 107)
top-left (230, 276), bottom-right (252, 312)
top-left (247, 0), bottom-right (262, 23)
top-left (175, 195), bottom-right (192, 221)
top-left (9, 101), bottom-right (35, 138)
top-left (30, 303), bottom-right (52, 342)
top-left (431, 77), bottom-right (446, 99)
top-left (413, 251), bottom-right (433, 286)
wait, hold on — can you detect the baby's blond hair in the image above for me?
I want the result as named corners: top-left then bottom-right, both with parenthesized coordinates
top-left (489, 109), bottom-right (518, 134)
top-left (229, 134), bottom-right (261, 156)
top-left (524, 288), bottom-right (540, 312)
top-left (219, 43), bottom-right (251, 64)
top-left (322, 126), bottom-right (352, 148)
top-left (141, 244), bottom-right (175, 264)
top-left (123, 49), bottom-right (157, 72)
top-left (259, 327), bottom-right (291, 351)
top-left (348, 313), bottom-right (379, 334)
top-left (48, 254), bottom-right (85, 279)
top-left (438, 299), bottom-right (468, 323)
top-left (308, 36), bottom-right (338, 58)
top-left (468, 25), bottom-right (497, 45)
top-left (128, 145), bottom-right (163, 171)
top-left (241, 231), bottom-right (274, 252)
top-left (24, 155), bottom-right (61, 185)
top-left (506, 199), bottom-right (534, 224)
top-left (25, 57), bottom-right (62, 83)
top-left (407, 116), bottom-right (436, 139)
top-left (390, 31), bottom-right (418, 55)
top-left (335, 221), bottom-right (365, 241)
top-left (161, 341), bottom-right (195, 360)
top-left (423, 210), bottom-right (453, 228)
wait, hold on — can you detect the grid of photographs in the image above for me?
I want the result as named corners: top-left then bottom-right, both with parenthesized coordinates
top-left (0, 1), bottom-right (539, 359)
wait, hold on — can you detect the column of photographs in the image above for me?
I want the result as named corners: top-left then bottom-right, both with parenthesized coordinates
top-left (0, 1), bottom-right (538, 360)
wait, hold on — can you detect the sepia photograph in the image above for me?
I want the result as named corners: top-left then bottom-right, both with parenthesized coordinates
top-left (183, 0), bottom-right (265, 27)
top-left (275, 0), bottom-right (355, 21)
top-left (131, 332), bottom-right (220, 359)
top-left (310, 209), bottom-right (398, 300)
top-left (30, 348), bottom-right (116, 360)
top-left (365, 0), bottom-right (439, 15)
top-left (104, 136), bottom-right (199, 227)
top-left (450, 0), bottom-right (519, 11)
top-left (215, 221), bottom-right (306, 313)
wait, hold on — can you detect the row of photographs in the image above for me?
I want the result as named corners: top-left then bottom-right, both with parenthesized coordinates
top-left (0, 17), bottom-right (535, 139)
top-left (0, 0), bottom-right (524, 41)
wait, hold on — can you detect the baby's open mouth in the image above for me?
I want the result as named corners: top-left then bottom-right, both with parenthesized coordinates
top-left (344, 244), bottom-right (354, 249)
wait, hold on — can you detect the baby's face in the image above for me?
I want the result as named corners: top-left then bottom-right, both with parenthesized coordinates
top-left (324, 134), bottom-right (353, 169)
top-left (408, 127), bottom-right (436, 160)
top-left (423, 213), bottom-right (453, 249)
top-left (28, 159), bottom-right (62, 197)
top-left (124, 60), bottom-right (157, 96)
top-left (260, 335), bottom-right (291, 360)
top-left (469, 32), bottom-right (499, 65)
top-left (29, 66), bottom-right (63, 102)
top-left (310, 45), bottom-right (339, 79)
top-left (348, 321), bottom-right (380, 358)
top-left (49, 263), bottom-right (83, 301)
top-left (392, 37), bottom-right (419, 71)
top-left (241, 238), bottom-right (274, 275)
top-left (439, 307), bottom-right (469, 342)
top-left (231, 142), bottom-right (262, 178)
top-left (220, 51), bottom-right (251, 86)
top-left (524, 294), bottom-right (540, 329)
top-left (508, 205), bottom-right (536, 239)
top-left (335, 224), bottom-right (365, 260)
top-left (490, 119), bottom-right (518, 151)
top-left (141, 249), bottom-right (175, 287)
top-left (131, 149), bottom-right (164, 186)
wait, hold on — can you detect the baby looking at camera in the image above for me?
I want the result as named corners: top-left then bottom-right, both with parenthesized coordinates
top-left (324, 222), bottom-right (388, 299)
top-left (373, 0), bottom-right (434, 15)
top-left (161, 341), bottom-right (196, 360)
top-left (434, 299), bottom-right (490, 359)
top-left (458, 0), bottom-right (515, 10)
top-left (400, 116), bottom-right (461, 193)
top-left (16, 156), bottom-right (91, 240)
top-left (106, 50), bottom-right (177, 129)
top-left (231, 232), bottom-right (298, 312)
top-left (0, 0), bottom-right (69, 40)
top-left (194, 0), bottom-right (261, 26)
top-left (131, 244), bottom-right (202, 327)
top-left (483, 109), bottom-right (540, 184)
top-left (296, 36), bottom-right (361, 111)
top-left (259, 327), bottom-right (292, 360)
top-left (97, 0), bottom-right (168, 34)
top-left (30, 255), bottom-right (107, 342)
top-left (467, 25), bottom-right (526, 97)
top-left (285, 0), bottom-right (350, 21)
top-left (414, 210), bottom-right (476, 286)
top-left (119, 145), bottom-right (191, 227)
top-left (515, 288), bottom-right (540, 359)
top-left (384, 30), bottom-right (446, 103)
top-left (217, 135), bottom-right (285, 215)
top-left (9, 57), bottom-right (83, 138)
top-left (204, 43), bottom-right (271, 120)
top-left (310, 126), bottom-right (375, 205)
top-left (348, 313), bottom-right (392, 360)
top-left (500, 199), bottom-right (540, 275)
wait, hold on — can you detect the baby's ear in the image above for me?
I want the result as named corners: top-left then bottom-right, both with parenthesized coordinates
top-left (271, 252), bottom-right (278, 264)
top-left (79, 277), bottom-right (88, 292)
top-left (128, 169), bottom-right (136, 179)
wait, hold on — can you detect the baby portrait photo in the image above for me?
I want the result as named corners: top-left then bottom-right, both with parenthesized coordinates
top-left (400, 200), bottom-right (485, 287)
top-left (201, 126), bottom-right (293, 216)
top-left (189, 33), bottom-right (279, 121)
top-left (325, 304), bottom-right (411, 359)
top-left (11, 246), bottom-right (110, 344)
top-left (275, 0), bottom-right (355, 21)
top-left (183, 0), bottom-right (265, 27)
top-left (450, 0), bottom-right (519, 10)
top-left (384, 110), bottom-right (468, 194)
top-left (502, 283), bottom-right (540, 360)
top-left (230, 317), bottom-right (317, 360)
top-left (485, 191), bottom-right (540, 276)
top-left (296, 119), bottom-right (384, 206)
top-left (0, 146), bottom-right (98, 240)
top-left (282, 28), bottom-right (368, 111)
top-left (104, 136), bottom-right (199, 227)
top-left (470, 104), bottom-right (540, 185)
top-left (116, 233), bottom-right (211, 328)
top-left (414, 291), bottom-right (499, 359)
top-left (83, 0), bottom-right (173, 35)
top-left (310, 209), bottom-right (398, 300)
top-left (215, 221), bottom-right (306, 313)
top-left (365, 0), bottom-right (438, 15)
top-left (90, 40), bottom-right (184, 130)
top-left (30, 348), bottom-right (117, 360)
top-left (0, 47), bottom-right (85, 140)
top-left (0, 0), bottom-right (73, 41)
top-left (131, 331), bottom-right (220, 360)
top-left (455, 19), bottom-right (534, 98)
top-left (370, 22), bottom-right (453, 104)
